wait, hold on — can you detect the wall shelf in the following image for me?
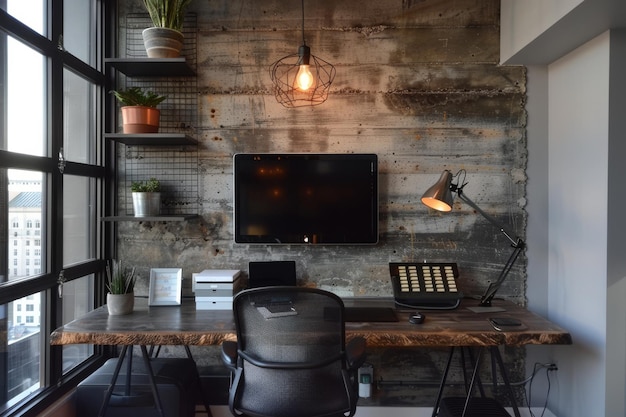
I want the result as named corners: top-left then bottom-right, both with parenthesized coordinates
top-left (105, 133), bottom-right (197, 146)
top-left (105, 58), bottom-right (195, 77)
top-left (102, 214), bottom-right (198, 222)
top-left (105, 14), bottom-right (199, 222)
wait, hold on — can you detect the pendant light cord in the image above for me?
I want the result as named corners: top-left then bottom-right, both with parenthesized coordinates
top-left (301, 0), bottom-right (306, 46)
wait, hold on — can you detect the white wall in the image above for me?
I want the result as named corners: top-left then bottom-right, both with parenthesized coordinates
top-left (503, 2), bottom-right (626, 415)
top-left (500, 0), bottom-right (583, 63)
top-left (604, 29), bottom-right (626, 417)
top-left (547, 32), bottom-right (610, 417)
top-left (501, 0), bottom-right (626, 65)
top-left (524, 65), bottom-right (555, 403)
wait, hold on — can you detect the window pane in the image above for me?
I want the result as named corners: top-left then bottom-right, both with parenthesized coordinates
top-left (8, 170), bottom-right (44, 281)
top-left (3, 1), bottom-right (45, 36)
top-left (63, 0), bottom-right (93, 64)
top-left (61, 275), bottom-right (94, 372)
top-left (64, 69), bottom-right (95, 164)
top-left (5, 37), bottom-right (45, 156)
top-left (1, 292), bottom-right (43, 405)
top-left (63, 176), bottom-right (95, 266)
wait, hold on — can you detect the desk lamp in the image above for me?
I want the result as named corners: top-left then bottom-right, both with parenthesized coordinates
top-left (421, 170), bottom-right (525, 307)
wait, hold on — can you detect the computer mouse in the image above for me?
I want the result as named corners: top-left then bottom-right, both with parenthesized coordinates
top-left (409, 312), bottom-right (425, 324)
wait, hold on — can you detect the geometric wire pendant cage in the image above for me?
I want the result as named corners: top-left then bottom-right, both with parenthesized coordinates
top-left (269, 0), bottom-right (336, 108)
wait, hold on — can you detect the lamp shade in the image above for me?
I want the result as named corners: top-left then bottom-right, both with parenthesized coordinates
top-left (421, 170), bottom-right (454, 212)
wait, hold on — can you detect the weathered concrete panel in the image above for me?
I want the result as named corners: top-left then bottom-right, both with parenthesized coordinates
top-left (115, 0), bottom-right (526, 407)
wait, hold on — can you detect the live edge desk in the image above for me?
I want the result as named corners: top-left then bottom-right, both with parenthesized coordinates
top-left (50, 298), bottom-right (571, 416)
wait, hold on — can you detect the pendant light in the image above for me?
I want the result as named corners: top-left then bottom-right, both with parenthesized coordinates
top-left (269, 0), bottom-right (336, 108)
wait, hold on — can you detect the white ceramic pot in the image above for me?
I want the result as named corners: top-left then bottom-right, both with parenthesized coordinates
top-left (107, 292), bottom-right (134, 315)
top-left (142, 27), bottom-right (184, 58)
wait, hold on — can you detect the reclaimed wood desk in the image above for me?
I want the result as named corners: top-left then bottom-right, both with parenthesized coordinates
top-left (51, 297), bottom-right (571, 347)
top-left (51, 297), bottom-right (571, 417)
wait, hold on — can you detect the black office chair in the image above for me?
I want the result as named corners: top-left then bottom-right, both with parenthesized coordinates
top-left (221, 286), bottom-right (366, 417)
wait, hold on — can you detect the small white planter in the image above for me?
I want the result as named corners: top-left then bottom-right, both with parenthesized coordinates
top-left (132, 192), bottom-right (161, 217)
top-left (142, 27), bottom-right (184, 58)
top-left (107, 293), bottom-right (134, 315)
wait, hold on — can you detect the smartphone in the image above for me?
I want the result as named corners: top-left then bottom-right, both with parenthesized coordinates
top-left (489, 317), bottom-right (522, 331)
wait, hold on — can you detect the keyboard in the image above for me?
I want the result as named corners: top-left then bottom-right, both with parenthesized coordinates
top-left (344, 306), bottom-right (398, 322)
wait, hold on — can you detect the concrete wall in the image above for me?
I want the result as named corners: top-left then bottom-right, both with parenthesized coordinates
top-left (113, 0), bottom-right (528, 406)
top-left (116, 0), bottom-right (527, 303)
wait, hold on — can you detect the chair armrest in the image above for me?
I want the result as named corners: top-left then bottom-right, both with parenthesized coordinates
top-left (221, 341), bottom-right (238, 372)
top-left (345, 337), bottom-right (366, 370)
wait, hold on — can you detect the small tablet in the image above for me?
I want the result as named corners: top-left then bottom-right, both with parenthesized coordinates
top-left (257, 304), bottom-right (297, 319)
top-left (489, 317), bottom-right (522, 331)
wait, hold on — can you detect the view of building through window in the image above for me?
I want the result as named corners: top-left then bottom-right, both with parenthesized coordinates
top-left (1, 0), bottom-right (101, 410)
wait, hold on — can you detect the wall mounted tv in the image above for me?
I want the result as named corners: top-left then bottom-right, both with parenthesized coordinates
top-left (234, 153), bottom-right (379, 245)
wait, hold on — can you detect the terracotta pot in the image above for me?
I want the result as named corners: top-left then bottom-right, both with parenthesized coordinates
top-left (132, 192), bottom-right (161, 217)
top-left (142, 27), bottom-right (184, 58)
top-left (107, 293), bottom-right (134, 315)
top-left (121, 106), bottom-right (160, 133)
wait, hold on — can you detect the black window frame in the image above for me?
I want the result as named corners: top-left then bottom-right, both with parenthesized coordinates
top-left (0, 0), bottom-right (115, 415)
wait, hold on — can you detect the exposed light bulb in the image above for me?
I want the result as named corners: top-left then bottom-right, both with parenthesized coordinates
top-left (295, 64), bottom-right (314, 91)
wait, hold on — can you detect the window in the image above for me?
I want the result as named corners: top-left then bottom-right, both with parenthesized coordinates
top-left (0, 1), bottom-right (106, 414)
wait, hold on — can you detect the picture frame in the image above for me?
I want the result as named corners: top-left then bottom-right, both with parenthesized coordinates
top-left (148, 268), bottom-right (182, 306)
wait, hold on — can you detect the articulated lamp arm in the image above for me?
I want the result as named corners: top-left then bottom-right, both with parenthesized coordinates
top-left (421, 170), bottom-right (525, 307)
top-left (456, 189), bottom-right (525, 306)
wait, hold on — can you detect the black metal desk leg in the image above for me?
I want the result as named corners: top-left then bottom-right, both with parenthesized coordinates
top-left (432, 346), bottom-right (457, 417)
top-left (490, 346), bottom-right (521, 417)
top-left (97, 345), bottom-right (129, 417)
top-left (139, 345), bottom-right (165, 417)
top-left (460, 347), bottom-right (485, 417)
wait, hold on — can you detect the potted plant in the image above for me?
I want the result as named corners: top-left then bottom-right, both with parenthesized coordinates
top-left (131, 177), bottom-right (161, 217)
top-left (106, 260), bottom-right (137, 315)
top-left (110, 87), bottom-right (166, 134)
top-left (142, 0), bottom-right (194, 58)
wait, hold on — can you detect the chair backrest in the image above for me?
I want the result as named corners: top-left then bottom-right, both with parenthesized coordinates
top-left (247, 261), bottom-right (296, 288)
top-left (229, 286), bottom-right (356, 417)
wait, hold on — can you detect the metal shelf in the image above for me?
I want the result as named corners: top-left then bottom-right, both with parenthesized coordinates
top-left (102, 214), bottom-right (198, 222)
top-left (105, 58), bottom-right (195, 77)
top-left (105, 133), bottom-right (197, 146)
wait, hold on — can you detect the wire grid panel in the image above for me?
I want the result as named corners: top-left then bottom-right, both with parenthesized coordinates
top-left (123, 145), bottom-right (199, 216)
top-left (123, 13), bottom-right (197, 133)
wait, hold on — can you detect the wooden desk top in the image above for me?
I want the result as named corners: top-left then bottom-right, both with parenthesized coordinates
top-left (50, 297), bottom-right (572, 348)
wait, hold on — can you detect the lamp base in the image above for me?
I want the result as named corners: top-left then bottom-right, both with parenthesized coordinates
top-left (466, 306), bottom-right (506, 313)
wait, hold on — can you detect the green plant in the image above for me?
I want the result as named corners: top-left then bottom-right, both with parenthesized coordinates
top-left (106, 260), bottom-right (136, 294)
top-left (143, 0), bottom-right (193, 31)
top-left (110, 87), bottom-right (166, 107)
top-left (131, 177), bottom-right (161, 192)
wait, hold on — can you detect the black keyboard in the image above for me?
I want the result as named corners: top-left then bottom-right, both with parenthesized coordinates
top-left (344, 307), bottom-right (398, 322)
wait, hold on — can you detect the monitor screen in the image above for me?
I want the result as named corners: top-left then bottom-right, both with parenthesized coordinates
top-left (233, 153), bottom-right (378, 244)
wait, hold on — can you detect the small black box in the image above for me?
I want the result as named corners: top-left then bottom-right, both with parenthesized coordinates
top-left (76, 357), bottom-right (200, 417)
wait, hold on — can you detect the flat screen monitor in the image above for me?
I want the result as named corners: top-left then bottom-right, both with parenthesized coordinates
top-left (234, 153), bottom-right (378, 244)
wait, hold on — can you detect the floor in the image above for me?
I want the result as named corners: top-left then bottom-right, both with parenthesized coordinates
top-left (199, 405), bottom-right (557, 417)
